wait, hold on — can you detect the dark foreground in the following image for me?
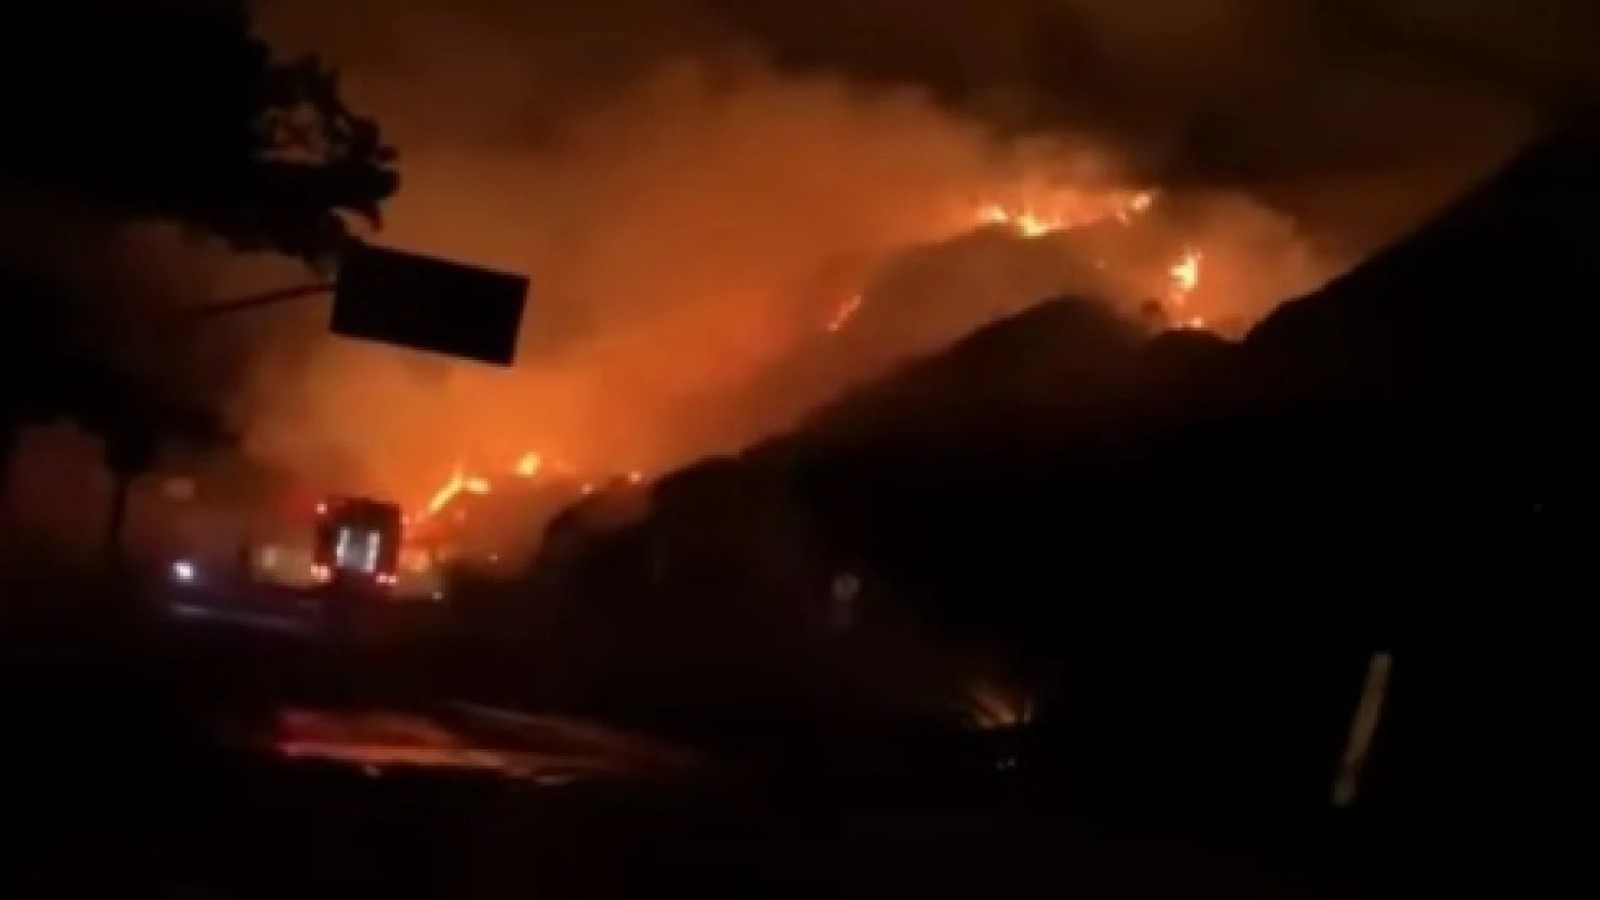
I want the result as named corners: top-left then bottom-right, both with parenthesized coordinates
top-left (0, 593), bottom-right (1374, 900)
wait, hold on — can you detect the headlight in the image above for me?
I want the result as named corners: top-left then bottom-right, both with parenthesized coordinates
top-left (170, 560), bottom-right (198, 584)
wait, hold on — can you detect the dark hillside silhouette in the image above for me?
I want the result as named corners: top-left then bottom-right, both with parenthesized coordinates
top-left (507, 127), bottom-right (1600, 887)
top-left (1250, 125), bottom-right (1600, 426)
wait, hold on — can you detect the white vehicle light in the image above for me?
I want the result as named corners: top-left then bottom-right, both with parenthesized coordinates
top-left (170, 560), bottom-right (198, 584)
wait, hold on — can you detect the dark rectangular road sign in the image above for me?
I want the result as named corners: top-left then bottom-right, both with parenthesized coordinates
top-left (333, 242), bottom-right (528, 366)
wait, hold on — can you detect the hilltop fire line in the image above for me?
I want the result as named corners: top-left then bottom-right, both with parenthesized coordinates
top-left (399, 188), bottom-right (1205, 518)
top-left (393, 196), bottom-right (1206, 555)
top-left (162, 188), bottom-right (1207, 605)
top-left (820, 191), bottom-right (1203, 353)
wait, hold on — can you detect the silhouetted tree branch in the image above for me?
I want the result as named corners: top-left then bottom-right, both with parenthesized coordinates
top-left (0, 0), bottom-right (397, 266)
top-left (0, 1), bottom-right (398, 556)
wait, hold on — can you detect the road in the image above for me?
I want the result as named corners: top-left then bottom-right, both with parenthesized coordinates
top-left (269, 701), bottom-right (698, 785)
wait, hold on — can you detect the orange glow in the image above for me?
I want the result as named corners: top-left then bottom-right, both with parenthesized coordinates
top-left (425, 466), bottom-right (467, 517)
top-left (402, 548), bottom-right (433, 574)
top-left (961, 679), bottom-right (1035, 731)
top-left (825, 294), bottom-right (863, 333)
top-left (421, 465), bottom-right (494, 519)
top-left (977, 203), bottom-right (1068, 238)
top-left (978, 188), bottom-right (1155, 237)
top-left (976, 202), bottom-right (1009, 226)
top-left (1163, 246), bottom-right (1207, 329)
top-left (413, 452), bottom-right (564, 527)
top-left (626, 469), bottom-right (644, 485)
top-left (1114, 189), bottom-right (1156, 224)
top-left (269, 706), bottom-right (692, 784)
top-left (1170, 247), bottom-right (1203, 297)
top-left (514, 451), bottom-right (543, 478)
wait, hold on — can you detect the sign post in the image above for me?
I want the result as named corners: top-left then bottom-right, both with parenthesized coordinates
top-left (119, 243), bottom-right (529, 567)
top-left (195, 240), bottom-right (530, 367)
top-left (332, 242), bottom-right (528, 366)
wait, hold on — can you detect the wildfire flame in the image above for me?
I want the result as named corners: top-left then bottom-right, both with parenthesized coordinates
top-left (972, 191), bottom-right (1213, 332)
top-left (976, 189), bottom-right (1156, 239)
top-left (514, 451), bottom-right (543, 478)
top-left (417, 449), bottom-right (647, 525)
top-left (1170, 247), bottom-right (1202, 297)
top-left (422, 466), bottom-right (494, 518)
top-left (1114, 189), bottom-right (1156, 224)
top-left (1166, 247), bottom-right (1206, 329)
top-left (826, 294), bottom-right (863, 333)
top-left (425, 466), bottom-right (468, 517)
top-left (977, 203), bottom-right (1065, 238)
top-left (407, 189), bottom-right (1215, 528)
top-left (959, 678), bottom-right (1036, 731)
top-left (824, 187), bottom-right (1170, 340)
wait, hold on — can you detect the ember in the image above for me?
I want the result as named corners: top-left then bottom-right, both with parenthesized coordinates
top-left (514, 451), bottom-right (543, 478)
top-left (1166, 247), bottom-right (1206, 328)
top-left (825, 294), bottom-right (863, 333)
top-left (975, 188), bottom-right (1155, 239)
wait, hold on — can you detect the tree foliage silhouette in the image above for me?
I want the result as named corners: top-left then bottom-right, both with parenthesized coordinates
top-left (0, 0), bottom-right (397, 265)
top-left (0, 1), bottom-right (399, 556)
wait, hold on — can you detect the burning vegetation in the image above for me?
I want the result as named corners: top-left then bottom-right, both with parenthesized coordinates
top-left (211, 5), bottom-right (1327, 536)
top-left (345, 181), bottom-right (1223, 565)
top-left (5, 0), bottom-right (1574, 568)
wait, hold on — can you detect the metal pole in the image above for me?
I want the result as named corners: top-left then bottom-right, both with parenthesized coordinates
top-left (103, 472), bottom-right (132, 571)
top-left (94, 282), bottom-right (334, 568)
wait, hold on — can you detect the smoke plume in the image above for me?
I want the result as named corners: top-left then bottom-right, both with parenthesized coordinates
top-left (206, 0), bottom-right (1594, 507)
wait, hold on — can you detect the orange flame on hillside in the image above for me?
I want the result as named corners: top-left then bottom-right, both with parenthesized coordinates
top-left (976, 189), bottom-right (1155, 238)
top-left (826, 294), bottom-right (863, 333)
top-left (977, 203), bottom-right (1066, 238)
top-left (420, 449), bottom-right (644, 525)
top-left (409, 187), bottom-right (1219, 530)
top-left (426, 466), bottom-right (468, 517)
top-left (828, 188), bottom-right (1157, 335)
top-left (514, 452), bottom-right (543, 478)
top-left (1171, 247), bottom-right (1202, 296)
top-left (1167, 247), bottom-right (1206, 329)
top-left (422, 466), bottom-right (494, 518)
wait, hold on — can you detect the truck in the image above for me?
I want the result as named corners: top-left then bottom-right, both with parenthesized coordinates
top-left (165, 490), bottom-right (444, 618)
top-left (311, 495), bottom-right (405, 592)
